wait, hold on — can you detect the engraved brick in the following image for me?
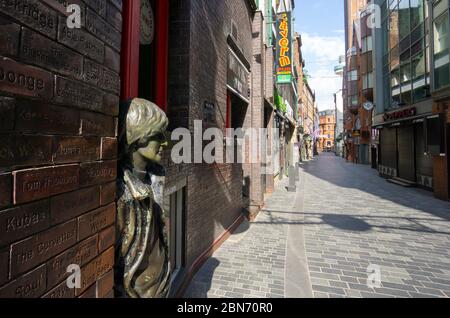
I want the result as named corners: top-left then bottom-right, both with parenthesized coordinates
top-left (0, 57), bottom-right (53, 100)
top-left (53, 136), bottom-right (101, 164)
top-left (104, 45), bottom-right (120, 73)
top-left (0, 0), bottom-right (57, 39)
top-left (77, 203), bottom-right (115, 241)
top-left (54, 76), bottom-right (105, 114)
top-left (42, 280), bottom-right (75, 298)
top-left (0, 15), bottom-right (20, 57)
top-left (86, 8), bottom-right (121, 51)
top-left (0, 247), bottom-right (8, 285)
top-left (84, 59), bottom-right (120, 93)
top-left (50, 186), bottom-right (100, 226)
top-left (103, 93), bottom-right (119, 116)
top-left (0, 264), bottom-right (47, 298)
top-left (80, 160), bottom-right (117, 187)
top-left (47, 235), bottom-right (98, 288)
top-left (0, 97), bottom-right (15, 131)
top-left (76, 246), bottom-right (114, 295)
top-left (15, 100), bottom-right (80, 135)
top-left (80, 111), bottom-right (115, 137)
top-left (0, 135), bottom-right (53, 170)
top-left (42, 0), bottom-right (86, 25)
top-left (0, 200), bottom-right (50, 247)
top-left (106, 2), bottom-right (122, 31)
top-left (100, 181), bottom-right (116, 206)
top-left (78, 282), bottom-right (96, 298)
top-left (14, 165), bottom-right (80, 204)
top-left (57, 16), bottom-right (104, 63)
top-left (101, 137), bottom-right (117, 160)
top-left (98, 225), bottom-right (114, 253)
top-left (10, 220), bottom-right (77, 277)
top-left (20, 28), bottom-right (83, 80)
top-left (96, 270), bottom-right (113, 298)
top-left (0, 173), bottom-right (12, 208)
top-left (85, 0), bottom-right (106, 17)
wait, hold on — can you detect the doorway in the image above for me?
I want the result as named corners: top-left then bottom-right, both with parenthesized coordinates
top-left (167, 187), bottom-right (186, 280)
top-left (397, 126), bottom-right (415, 182)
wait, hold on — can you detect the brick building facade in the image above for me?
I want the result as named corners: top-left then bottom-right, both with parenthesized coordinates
top-left (0, 0), bottom-right (299, 298)
top-left (0, 0), bottom-right (121, 298)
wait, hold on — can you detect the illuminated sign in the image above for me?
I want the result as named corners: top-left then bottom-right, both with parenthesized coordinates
top-left (276, 12), bottom-right (292, 84)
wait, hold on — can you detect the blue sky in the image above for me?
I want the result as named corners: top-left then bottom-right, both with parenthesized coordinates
top-left (293, 0), bottom-right (345, 111)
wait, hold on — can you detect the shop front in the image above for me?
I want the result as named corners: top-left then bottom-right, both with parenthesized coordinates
top-left (376, 105), bottom-right (442, 192)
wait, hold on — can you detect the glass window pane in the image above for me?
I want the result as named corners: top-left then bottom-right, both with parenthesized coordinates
top-left (390, 8), bottom-right (400, 49)
top-left (434, 13), bottom-right (449, 55)
top-left (399, 0), bottom-right (411, 39)
top-left (412, 51), bottom-right (426, 78)
top-left (410, 0), bottom-right (424, 29)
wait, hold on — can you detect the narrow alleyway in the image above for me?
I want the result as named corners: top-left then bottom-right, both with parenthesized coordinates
top-left (185, 153), bottom-right (450, 298)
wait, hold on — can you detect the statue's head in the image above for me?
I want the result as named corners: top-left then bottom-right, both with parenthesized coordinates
top-left (123, 98), bottom-right (169, 165)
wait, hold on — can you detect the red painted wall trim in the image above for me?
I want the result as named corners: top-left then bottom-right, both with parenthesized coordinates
top-left (175, 214), bottom-right (246, 298)
top-left (155, 0), bottom-right (169, 112)
top-left (121, 0), bottom-right (141, 101)
top-left (226, 92), bottom-right (231, 129)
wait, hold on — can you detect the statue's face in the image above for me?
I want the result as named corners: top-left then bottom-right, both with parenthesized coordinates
top-left (136, 132), bottom-right (168, 164)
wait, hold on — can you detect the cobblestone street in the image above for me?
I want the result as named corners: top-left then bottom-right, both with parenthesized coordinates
top-left (185, 153), bottom-right (450, 298)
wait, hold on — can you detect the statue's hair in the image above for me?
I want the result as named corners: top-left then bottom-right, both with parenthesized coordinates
top-left (125, 98), bottom-right (169, 146)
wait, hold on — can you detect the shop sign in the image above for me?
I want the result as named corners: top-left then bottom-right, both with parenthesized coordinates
top-left (276, 12), bottom-right (292, 84)
top-left (383, 107), bottom-right (416, 122)
top-left (227, 48), bottom-right (250, 102)
top-left (140, 0), bottom-right (155, 45)
top-left (353, 130), bottom-right (361, 137)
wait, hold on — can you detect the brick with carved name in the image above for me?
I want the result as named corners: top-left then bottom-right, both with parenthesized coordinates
top-left (77, 203), bottom-right (115, 241)
top-left (0, 57), bottom-right (53, 100)
top-left (46, 235), bottom-right (98, 289)
top-left (54, 76), bottom-right (105, 114)
top-left (0, 0), bottom-right (57, 39)
top-left (20, 28), bottom-right (84, 80)
top-left (10, 220), bottom-right (77, 277)
top-left (57, 16), bottom-right (104, 63)
top-left (14, 164), bottom-right (80, 204)
top-left (79, 160), bottom-right (117, 187)
top-left (0, 200), bottom-right (50, 247)
top-left (15, 100), bottom-right (80, 135)
top-left (80, 111), bottom-right (115, 137)
top-left (53, 136), bottom-right (101, 164)
top-left (0, 135), bottom-right (53, 171)
top-left (0, 264), bottom-right (47, 298)
top-left (75, 246), bottom-right (114, 296)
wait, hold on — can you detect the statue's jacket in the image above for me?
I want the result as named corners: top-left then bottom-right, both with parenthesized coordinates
top-left (115, 168), bottom-right (171, 298)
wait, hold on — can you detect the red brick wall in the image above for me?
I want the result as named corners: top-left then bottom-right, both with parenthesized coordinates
top-left (0, 0), bottom-right (121, 298)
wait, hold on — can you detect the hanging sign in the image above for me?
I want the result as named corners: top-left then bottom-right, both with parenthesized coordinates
top-left (227, 48), bottom-right (250, 102)
top-left (276, 12), bottom-right (292, 84)
top-left (140, 0), bottom-right (155, 45)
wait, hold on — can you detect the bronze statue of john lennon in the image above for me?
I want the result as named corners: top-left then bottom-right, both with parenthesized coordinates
top-left (115, 98), bottom-right (171, 298)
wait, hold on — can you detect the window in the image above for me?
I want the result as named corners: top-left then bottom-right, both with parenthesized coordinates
top-left (411, 0), bottom-right (425, 29)
top-left (433, 5), bottom-right (450, 89)
top-left (348, 69), bottom-right (358, 81)
top-left (363, 72), bottom-right (373, 90)
top-left (362, 36), bottom-right (373, 53)
top-left (399, 0), bottom-right (411, 40)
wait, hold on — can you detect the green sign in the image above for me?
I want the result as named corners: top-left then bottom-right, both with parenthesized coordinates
top-left (277, 74), bottom-right (292, 83)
